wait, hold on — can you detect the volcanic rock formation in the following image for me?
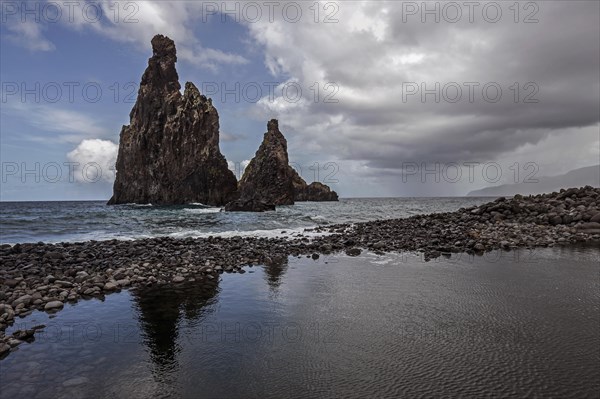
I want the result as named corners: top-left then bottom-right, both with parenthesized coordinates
top-left (108, 34), bottom-right (238, 206)
top-left (293, 172), bottom-right (339, 202)
top-left (225, 119), bottom-right (338, 211)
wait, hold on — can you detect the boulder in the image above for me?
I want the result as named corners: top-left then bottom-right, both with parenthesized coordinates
top-left (223, 198), bottom-right (276, 212)
top-left (44, 301), bottom-right (64, 311)
top-left (345, 248), bottom-right (362, 256)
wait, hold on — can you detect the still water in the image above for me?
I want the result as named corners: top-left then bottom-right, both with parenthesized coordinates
top-left (1, 246), bottom-right (599, 398)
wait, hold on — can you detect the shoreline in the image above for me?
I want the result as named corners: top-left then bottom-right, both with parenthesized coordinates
top-left (1, 186), bottom-right (599, 358)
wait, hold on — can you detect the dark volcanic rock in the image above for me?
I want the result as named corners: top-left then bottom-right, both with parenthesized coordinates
top-left (108, 35), bottom-right (238, 206)
top-left (234, 119), bottom-right (296, 207)
top-left (223, 198), bottom-right (276, 212)
top-left (226, 119), bottom-right (338, 211)
top-left (293, 176), bottom-right (339, 201)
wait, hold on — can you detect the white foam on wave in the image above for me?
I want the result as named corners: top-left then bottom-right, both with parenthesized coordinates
top-left (183, 208), bottom-right (221, 214)
top-left (3, 225), bottom-right (332, 245)
top-left (166, 226), bottom-right (332, 240)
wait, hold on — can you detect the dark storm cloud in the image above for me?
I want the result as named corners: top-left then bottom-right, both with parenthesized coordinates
top-left (249, 1), bottom-right (599, 176)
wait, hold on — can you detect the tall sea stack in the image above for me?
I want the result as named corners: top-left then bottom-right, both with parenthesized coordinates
top-left (236, 119), bottom-right (296, 206)
top-left (225, 119), bottom-right (338, 211)
top-left (108, 35), bottom-right (238, 205)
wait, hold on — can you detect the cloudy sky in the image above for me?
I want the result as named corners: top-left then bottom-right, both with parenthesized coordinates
top-left (1, 0), bottom-right (599, 200)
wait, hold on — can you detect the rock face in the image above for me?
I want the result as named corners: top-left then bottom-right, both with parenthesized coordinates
top-left (292, 172), bottom-right (339, 201)
top-left (235, 119), bottom-right (296, 206)
top-left (223, 198), bottom-right (276, 212)
top-left (108, 35), bottom-right (238, 206)
top-left (224, 120), bottom-right (338, 211)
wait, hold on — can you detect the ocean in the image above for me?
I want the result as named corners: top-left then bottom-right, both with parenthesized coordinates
top-left (0, 198), bottom-right (492, 244)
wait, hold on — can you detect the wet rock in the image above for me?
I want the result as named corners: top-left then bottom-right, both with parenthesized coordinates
top-left (12, 329), bottom-right (35, 341)
top-left (346, 248), bottom-right (362, 257)
top-left (0, 342), bottom-right (10, 356)
top-left (0, 304), bottom-right (15, 321)
top-left (12, 295), bottom-right (32, 307)
top-left (103, 282), bottom-right (118, 291)
top-left (224, 198), bottom-right (276, 212)
top-left (44, 301), bottom-right (64, 311)
top-left (429, 250), bottom-right (441, 259)
top-left (116, 279), bottom-right (131, 287)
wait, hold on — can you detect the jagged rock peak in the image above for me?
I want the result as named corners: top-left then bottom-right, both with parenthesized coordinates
top-left (263, 119), bottom-right (288, 153)
top-left (108, 35), bottom-right (238, 206)
top-left (139, 34), bottom-right (180, 95)
top-left (267, 118), bottom-right (279, 132)
top-left (151, 34), bottom-right (177, 59)
top-left (225, 119), bottom-right (339, 212)
top-left (234, 119), bottom-right (295, 206)
top-left (183, 81), bottom-right (214, 110)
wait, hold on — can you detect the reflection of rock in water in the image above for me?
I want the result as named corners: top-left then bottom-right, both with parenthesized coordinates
top-left (263, 255), bottom-right (289, 291)
top-left (131, 280), bottom-right (219, 382)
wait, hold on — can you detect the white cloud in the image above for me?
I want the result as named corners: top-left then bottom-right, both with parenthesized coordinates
top-left (67, 139), bottom-right (118, 183)
top-left (63, 0), bottom-right (248, 69)
top-left (4, 19), bottom-right (55, 52)
top-left (4, 1), bottom-right (248, 68)
top-left (227, 159), bottom-right (250, 179)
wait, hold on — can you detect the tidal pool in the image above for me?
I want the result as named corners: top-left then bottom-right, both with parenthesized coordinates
top-left (1, 246), bottom-right (599, 398)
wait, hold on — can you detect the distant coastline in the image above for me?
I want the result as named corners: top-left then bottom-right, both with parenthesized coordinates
top-left (467, 165), bottom-right (600, 197)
